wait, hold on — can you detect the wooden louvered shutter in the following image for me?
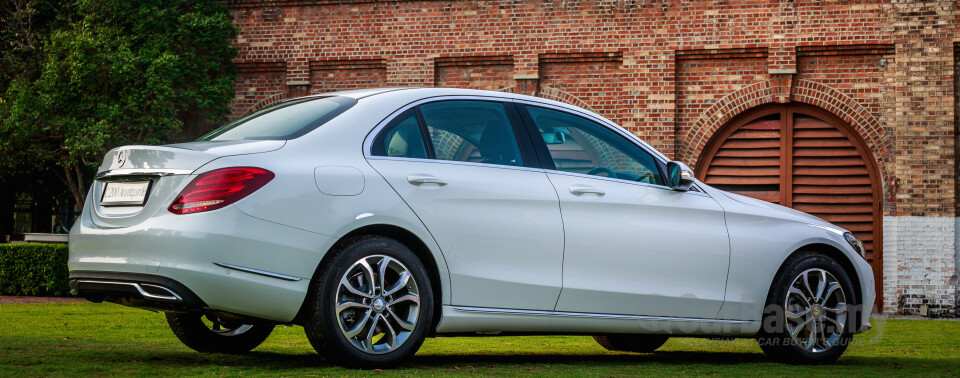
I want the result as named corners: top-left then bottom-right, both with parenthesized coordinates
top-left (790, 115), bottom-right (877, 262)
top-left (703, 115), bottom-right (783, 204)
top-left (698, 104), bottom-right (882, 310)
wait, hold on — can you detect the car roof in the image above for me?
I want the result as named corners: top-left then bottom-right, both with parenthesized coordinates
top-left (318, 87), bottom-right (574, 110)
top-left (321, 87), bottom-right (671, 163)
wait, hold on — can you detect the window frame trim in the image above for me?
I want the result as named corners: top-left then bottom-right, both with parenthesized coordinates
top-left (361, 94), bottom-right (708, 196)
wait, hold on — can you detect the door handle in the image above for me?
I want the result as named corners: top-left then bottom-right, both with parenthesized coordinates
top-left (569, 185), bottom-right (605, 196)
top-left (407, 175), bottom-right (447, 186)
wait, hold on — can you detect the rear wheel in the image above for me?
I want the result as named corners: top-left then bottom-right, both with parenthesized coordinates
top-left (165, 312), bottom-right (274, 353)
top-left (593, 334), bottom-right (669, 353)
top-left (756, 251), bottom-right (856, 364)
top-left (304, 236), bottom-right (434, 368)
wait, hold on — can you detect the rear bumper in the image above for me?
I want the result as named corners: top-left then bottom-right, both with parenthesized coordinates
top-left (69, 204), bottom-right (333, 322)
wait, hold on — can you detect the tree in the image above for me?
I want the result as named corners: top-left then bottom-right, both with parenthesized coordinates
top-left (0, 0), bottom-right (237, 213)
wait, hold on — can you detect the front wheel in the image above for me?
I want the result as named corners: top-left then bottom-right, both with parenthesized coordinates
top-left (756, 252), bottom-right (856, 364)
top-left (304, 236), bottom-right (434, 368)
top-left (165, 312), bottom-right (274, 353)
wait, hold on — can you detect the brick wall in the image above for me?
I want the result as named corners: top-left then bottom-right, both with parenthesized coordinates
top-left (434, 55), bottom-right (514, 91)
top-left (226, 0), bottom-right (959, 316)
top-left (230, 61), bottom-right (287, 119)
top-left (310, 59), bottom-right (388, 94)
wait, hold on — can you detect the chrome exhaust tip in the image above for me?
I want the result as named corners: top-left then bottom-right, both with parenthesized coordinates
top-left (73, 279), bottom-right (182, 302)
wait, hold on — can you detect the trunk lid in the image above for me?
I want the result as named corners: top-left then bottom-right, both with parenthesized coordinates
top-left (90, 140), bottom-right (284, 228)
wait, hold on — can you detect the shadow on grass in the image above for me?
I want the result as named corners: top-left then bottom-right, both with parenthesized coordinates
top-left (409, 351), bottom-right (769, 366)
top-left (96, 349), bottom-right (772, 369)
top-left (14, 344), bottom-right (956, 373)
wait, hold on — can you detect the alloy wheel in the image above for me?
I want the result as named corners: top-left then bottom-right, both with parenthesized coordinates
top-left (335, 255), bottom-right (421, 354)
top-left (784, 268), bottom-right (848, 353)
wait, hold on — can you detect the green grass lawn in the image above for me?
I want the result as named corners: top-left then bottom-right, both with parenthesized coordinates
top-left (0, 302), bottom-right (958, 376)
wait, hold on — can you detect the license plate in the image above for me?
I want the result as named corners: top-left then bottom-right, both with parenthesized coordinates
top-left (101, 181), bottom-right (151, 206)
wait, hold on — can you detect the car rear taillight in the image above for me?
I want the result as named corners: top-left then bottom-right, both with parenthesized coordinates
top-left (168, 167), bottom-right (275, 215)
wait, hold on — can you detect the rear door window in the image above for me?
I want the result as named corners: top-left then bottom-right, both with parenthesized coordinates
top-left (418, 101), bottom-right (525, 168)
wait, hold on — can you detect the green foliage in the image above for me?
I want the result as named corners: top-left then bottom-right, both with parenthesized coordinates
top-left (0, 0), bottom-right (76, 92)
top-left (0, 243), bottom-right (69, 296)
top-left (0, 0), bottom-right (238, 209)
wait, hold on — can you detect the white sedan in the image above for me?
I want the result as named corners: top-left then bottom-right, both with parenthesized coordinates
top-left (69, 87), bottom-right (874, 367)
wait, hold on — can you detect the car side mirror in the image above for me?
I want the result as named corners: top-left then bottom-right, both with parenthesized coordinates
top-left (667, 161), bottom-right (695, 191)
top-left (541, 131), bottom-right (566, 145)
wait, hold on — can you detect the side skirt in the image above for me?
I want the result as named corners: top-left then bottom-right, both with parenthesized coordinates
top-left (435, 305), bottom-right (760, 337)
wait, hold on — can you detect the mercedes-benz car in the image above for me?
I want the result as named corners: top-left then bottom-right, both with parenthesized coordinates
top-left (69, 87), bottom-right (874, 367)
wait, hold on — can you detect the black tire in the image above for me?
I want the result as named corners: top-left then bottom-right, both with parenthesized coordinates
top-left (165, 312), bottom-right (274, 353)
top-left (756, 251), bottom-right (857, 364)
top-left (593, 334), bottom-right (669, 353)
top-left (304, 236), bottom-right (434, 369)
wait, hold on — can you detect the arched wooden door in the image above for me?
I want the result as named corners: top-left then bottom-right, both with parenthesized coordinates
top-left (697, 103), bottom-right (883, 310)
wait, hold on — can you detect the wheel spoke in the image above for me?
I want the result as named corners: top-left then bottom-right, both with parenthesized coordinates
top-left (786, 306), bottom-right (811, 319)
top-left (799, 318), bottom-right (817, 351)
top-left (388, 293), bottom-right (420, 307)
top-left (340, 275), bottom-right (373, 299)
top-left (819, 282), bottom-right (840, 305)
top-left (381, 315), bottom-right (398, 349)
top-left (818, 318), bottom-right (829, 348)
top-left (386, 307), bottom-right (416, 331)
top-left (342, 309), bottom-right (373, 339)
top-left (384, 271), bottom-right (411, 297)
top-left (357, 258), bottom-right (377, 296)
top-left (377, 257), bottom-right (397, 294)
top-left (336, 299), bottom-right (369, 314)
top-left (789, 316), bottom-right (814, 338)
top-left (364, 314), bottom-right (382, 351)
top-left (802, 270), bottom-right (817, 300)
top-left (788, 287), bottom-right (811, 307)
top-left (814, 270), bottom-right (827, 302)
top-left (825, 302), bottom-right (847, 314)
top-left (823, 316), bottom-right (845, 331)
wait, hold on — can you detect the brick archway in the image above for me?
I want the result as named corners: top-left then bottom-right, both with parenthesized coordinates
top-left (681, 79), bottom-right (893, 205)
top-left (238, 91), bottom-right (290, 117)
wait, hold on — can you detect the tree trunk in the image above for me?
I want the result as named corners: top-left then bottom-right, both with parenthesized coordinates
top-left (63, 163), bottom-right (86, 213)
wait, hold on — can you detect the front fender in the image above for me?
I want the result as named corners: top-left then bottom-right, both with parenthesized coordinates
top-left (707, 185), bottom-right (874, 325)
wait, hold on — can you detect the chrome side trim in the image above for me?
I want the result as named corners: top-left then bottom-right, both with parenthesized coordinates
top-left (95, 168), bottom-right (193, 180)
top-left (451, 306), bottom-right (753, 324)
top-left (546, 170), bottom-right (712, 197)
top-left (453, 306), bottom-right (556, 317)
top-left (75, 279), bottom-right (182, 302)
top-left (213, 262), bottom-right (302, 281)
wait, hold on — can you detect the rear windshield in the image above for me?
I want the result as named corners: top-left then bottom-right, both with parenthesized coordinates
top-left (198, 96), bottom-right (357, 141)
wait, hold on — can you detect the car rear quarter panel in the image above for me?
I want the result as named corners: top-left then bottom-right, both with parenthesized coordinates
top-left (218, 94), bottom-right (453, 305)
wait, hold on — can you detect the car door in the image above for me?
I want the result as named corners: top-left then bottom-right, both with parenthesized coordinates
top-left (517, 103), bottom-right (731, 319)
top-left (365, 100), bottom-right (565, 311)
